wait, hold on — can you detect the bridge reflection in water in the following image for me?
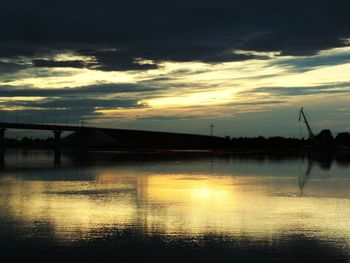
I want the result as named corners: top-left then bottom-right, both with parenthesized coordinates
top-left (1, 150), bottom-right (350, 262)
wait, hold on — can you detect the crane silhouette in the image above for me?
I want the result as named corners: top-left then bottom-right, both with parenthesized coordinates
top-left (299, 107), bottom-right (314, 139)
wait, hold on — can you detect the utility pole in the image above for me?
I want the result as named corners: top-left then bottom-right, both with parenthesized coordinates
top-left (210, 123), bottom-right (214, 137)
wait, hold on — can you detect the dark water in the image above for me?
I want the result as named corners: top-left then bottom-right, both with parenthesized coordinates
top-left (1, 150), bottom-right (350, 262)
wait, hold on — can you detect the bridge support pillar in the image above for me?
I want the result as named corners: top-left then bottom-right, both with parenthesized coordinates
top-left (53, 130), bottom-right (62, 147)
top-left (54, 148), bottom-right (61, 166)
top-left (0, 128), bottom-right (6, 148)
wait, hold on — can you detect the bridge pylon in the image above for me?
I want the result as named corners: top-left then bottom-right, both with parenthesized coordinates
top-left (53, 130), bottom-right (62, 147)
top-left (0, 128), bottom-right (6, 147)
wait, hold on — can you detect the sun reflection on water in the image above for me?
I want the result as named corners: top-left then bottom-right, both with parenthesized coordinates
top-left (1, 167), bottom-right (350, 247)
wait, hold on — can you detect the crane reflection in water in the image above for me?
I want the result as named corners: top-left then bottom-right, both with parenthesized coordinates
top-left (1, 150), bottom-right (350, 262)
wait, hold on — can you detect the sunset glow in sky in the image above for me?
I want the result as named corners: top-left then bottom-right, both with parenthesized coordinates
top-left (1, 0), bottom-right (350, 137)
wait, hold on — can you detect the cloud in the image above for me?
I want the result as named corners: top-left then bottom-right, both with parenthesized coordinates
top-left (32, 59), bottom-right (86, 68)
top-left (3, 97), bottom-right (144, 110)
top-left (226, 100), bottom-right (287, 106)
top-left (0, 96), bottom-right (146, 122)
top-left (270, 47), bottom-right (350, 72)
top-left (76, 49), bottom-right (158, 71)
top-left (0, 61), bottom-right (28, 74)
top-left (0, 83), bottom-right (160, 97)
top-left (0, 83), bottom-right (155, 121)
top-left (1, 0), bottom-right (350, 137)
top-left (242, 82), bottom-right (350, 96)
top-left (0, 0), bottom-right (350, 71)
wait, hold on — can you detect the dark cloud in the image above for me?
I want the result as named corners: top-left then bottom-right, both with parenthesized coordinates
top-left (0, 83), bottom-right (160, 97)
top-left (79, 50), bottom-right (158, 71)
top-left (0, 0), bottom-right (349, 71)
top-left (242, 82), bottom-right (350, 96)
top-left (0, 61), bottom-right (28, 74)
top-left (0, 83), bottom-right (156, 121)
top-left (87, 45), bottom-right (267, 65)
top-left (270, 51), bottom-right (350, 72)
top-left (0, 97), bottom-right (145, 122)
top-left (32, 59), bottom-right (86, 68)
top-left (4, 97), bottom-right (143, 109)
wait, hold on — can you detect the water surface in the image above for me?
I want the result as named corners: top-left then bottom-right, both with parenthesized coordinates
top-left (1, 150), bottom-right (350, 262)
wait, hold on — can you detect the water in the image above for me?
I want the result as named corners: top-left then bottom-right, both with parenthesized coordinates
top-left (1, 150), bottom-right (350, 262)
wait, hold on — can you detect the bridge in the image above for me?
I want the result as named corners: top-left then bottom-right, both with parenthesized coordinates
top-left (0, 121), bottom-right (225, 149)
top-left (0, 122), bottom-right (93, 145)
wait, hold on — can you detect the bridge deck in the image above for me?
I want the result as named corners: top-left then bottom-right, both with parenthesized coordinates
top-left (0, 122), bottom-right (222, 140)
top-left (0, 122), bottom-right (85, 132)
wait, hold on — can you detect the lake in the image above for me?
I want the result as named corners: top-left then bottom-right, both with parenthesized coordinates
top-left (1, 149), bottom-right (350, 262)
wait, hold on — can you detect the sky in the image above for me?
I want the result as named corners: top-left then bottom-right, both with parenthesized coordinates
top-left (1, 0), bottom-right (350, 138)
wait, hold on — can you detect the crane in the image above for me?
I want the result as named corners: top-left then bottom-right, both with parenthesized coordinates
top-left (299, 107), bottom-right (314, 139)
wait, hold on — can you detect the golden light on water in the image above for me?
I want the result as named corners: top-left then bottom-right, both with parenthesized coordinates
top-left (143, 175), bottom-right (235, 204)
top-left (2, 170), bottom-right (350, 243)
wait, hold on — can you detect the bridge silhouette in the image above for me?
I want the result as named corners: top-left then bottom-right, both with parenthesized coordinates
top-left (0, 121), bottom-right (91, 145)
top-left (0, 121), bottom-right (224, 149)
